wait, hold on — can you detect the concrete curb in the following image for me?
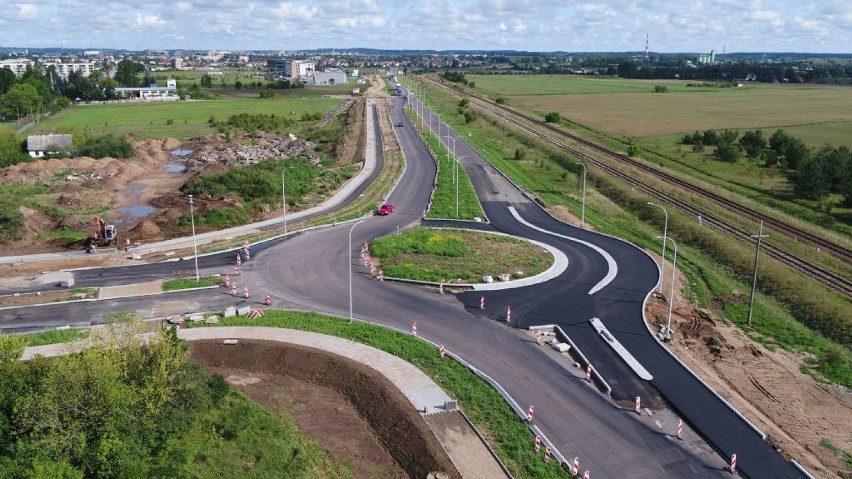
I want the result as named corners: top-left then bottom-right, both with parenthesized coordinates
top-left (528, 324), bottom-right (613, 397)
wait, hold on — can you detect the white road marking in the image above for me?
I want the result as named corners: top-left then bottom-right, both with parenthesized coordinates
top-left (509, 207), bottom-right (617, 295)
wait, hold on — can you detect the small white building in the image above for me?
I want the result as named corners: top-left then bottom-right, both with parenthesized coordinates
top-left (114, 79), bottom-right (178, 101)
top-left (306, 71), bottom-right (346, 85)
top-left (27, 134), bottom-right (72, 158)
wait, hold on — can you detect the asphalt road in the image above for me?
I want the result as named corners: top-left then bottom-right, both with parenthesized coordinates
top-left (0, 94), bottom-right (805, 477)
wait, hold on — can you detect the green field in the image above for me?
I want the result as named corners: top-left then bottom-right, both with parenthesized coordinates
top-left (25, 94), bottom-right (346, 139)
top-left (467, 74), bottom-right (852, 146)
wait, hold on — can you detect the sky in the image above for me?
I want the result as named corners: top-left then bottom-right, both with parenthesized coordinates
top-left (1, 0), bottom-right (851, 53)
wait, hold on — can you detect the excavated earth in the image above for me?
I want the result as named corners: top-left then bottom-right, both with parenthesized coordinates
top-left (188, 339), bottom-right (459, 479)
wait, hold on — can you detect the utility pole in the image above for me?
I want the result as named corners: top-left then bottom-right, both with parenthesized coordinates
top-left (747, 220), bottom-right (770, 328)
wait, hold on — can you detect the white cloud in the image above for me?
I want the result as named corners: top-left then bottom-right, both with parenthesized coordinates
top-left (0, 0), bottom-right (848, 52)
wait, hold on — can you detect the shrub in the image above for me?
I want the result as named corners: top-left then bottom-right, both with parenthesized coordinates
top-left (74, 134), bottom-right (134, 159)
top-left (544, 112), bottom-right (561, 123)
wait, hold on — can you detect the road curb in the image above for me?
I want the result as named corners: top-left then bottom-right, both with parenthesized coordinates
top-left (528, 324), bottom-right (613, 396)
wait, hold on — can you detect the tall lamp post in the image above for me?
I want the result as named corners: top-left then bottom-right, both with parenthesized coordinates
top-left (747, 220), bottom-right (769, 328)
top-left (577, 162), bottom-right (587, 227)
top-left (281, 166), bottom-right (290, 233)
top-left (188, 195), bottom-right (199, 281)
top-left (647, 202), bottom-right (668, 294)
top-left (348, 219), bottom-right (366, 323)
top-left (656, 236), bottom-right (677, 341)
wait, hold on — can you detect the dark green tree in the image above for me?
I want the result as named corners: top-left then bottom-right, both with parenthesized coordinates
top-left (714, 141), bottom-right (740, 162)
top-left (544, 112), bottom-right (561, 123)
top-left (791, 147), bottom-right (833, 199)
top-left (200, 73), bottom-right (212, 88)
top-left (115, 59), bottom-right (142, 87)
top-left (0, 69), bottom-right (15, 95)
top-left (739, 130), bottom-right (767, 158)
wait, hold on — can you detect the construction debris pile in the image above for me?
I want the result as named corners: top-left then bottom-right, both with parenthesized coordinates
top-left (186, 132), bottom-right (318, 168)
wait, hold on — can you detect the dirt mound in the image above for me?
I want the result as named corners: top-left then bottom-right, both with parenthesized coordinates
top-left (128, 220), bottom-right (162, 241)
top-left (189, 340), bottom-right (460, 479)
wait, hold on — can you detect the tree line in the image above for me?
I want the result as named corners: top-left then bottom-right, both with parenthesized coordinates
top-left (681, 128), bottom-right (852, 204)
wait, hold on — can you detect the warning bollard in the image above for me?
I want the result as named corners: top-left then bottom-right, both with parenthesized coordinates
top-left (378, 270), bottom-right (384, 282)
top-left (635, 396), bottom-right (641, 414)
top-left (245, 249), bottom-right (250, 261)
top-left (507, 305), bottom-right (511, 323)
top-left (534, 435), bottom-right (541, 454)
top-left (236, 253), bottom-right (242, 266)
top-left (573, 457), bottom-right (579, 475)
top-left (224, 274), bottom-right (230, 288)
top-left (544, 447), bottom-right (551, 463)
top-left (412, 322), bottom-right (417, 336)
top-left (536, 330), bottom-right (543, 345)
top-left (584, 471), bottom-right (590, 479)
top-left (439, 282), bottom-right (444, 294)
top-left (480, 296), bottom-right (485, 310)
top-left (244, 286), bottom-right (249, 299)
top-left (234, 264), bottom-right (239, 276)
top-left (677, 418), bottom-right (683, 440)
top-left (439, 345), bottom-right (445, 358)
top-left (586, 363), bottom-right (592, 382)
top-left (527, 405), bottom-right (534, 422)
top-left (730, 454), bottom-right (737, 474)
top-left (265, 293), bottom-right (271, 306)
top-left (232, 284), bottom-right (237, 296)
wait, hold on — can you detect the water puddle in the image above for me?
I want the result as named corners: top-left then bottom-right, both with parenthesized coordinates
top-left (164, 148), bottom-right (193, 173)
top-left (116, 204), bottom-right (156, 217)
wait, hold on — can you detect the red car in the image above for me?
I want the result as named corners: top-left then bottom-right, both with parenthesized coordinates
top-left (377, 203), bottom-right (394, 215)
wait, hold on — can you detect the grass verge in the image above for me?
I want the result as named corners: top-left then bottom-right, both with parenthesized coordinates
top-left (370, 227), bottom-right (551, 283)
top-left (404, 108), bottom-right (484, 219)
top-left (18, 328), bottom-right (90, 346)
top-left (162, 276), bottom-right (222, 291)
top-left (187, 310), bottom-right (571, 479)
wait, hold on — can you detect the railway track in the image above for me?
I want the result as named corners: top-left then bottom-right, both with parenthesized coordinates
top-left (424, 79), bottom-right (852, 298)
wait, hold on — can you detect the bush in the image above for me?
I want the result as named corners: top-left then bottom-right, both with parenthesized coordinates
top-left (714, 141), bottom-right (740, 162)
top-left (544, 112), bottom-right (561, 123)
top-left (74, 134), bottom-right (134, 159)
top-left (654, 85), bottom-right (668, 93)
top-left (627, 145), bottom-right (641, 156)
top-left (514, 147), bottom-right (527, 161)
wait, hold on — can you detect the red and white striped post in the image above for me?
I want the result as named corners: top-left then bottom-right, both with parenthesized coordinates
top-left (534, 435), bottom-right (541, 454)
top-left (370, 264), bottom-right (376, 276)
top-left (439, 344), bottom-right (445, 358)
top-left (234, 264), bottom-right (239, 276)
top-left (536, 330), bottom-right (543, 345)
top-left (244, 286), bottom-right (249, 299)
top-left (232, 284), bottom-right (237, 296)
top-left (395, 224), bottom-right (400, 235)
top-left (506, 305), bottom-right (511, 323)
top-left (412, 321), bottom-right (417, 336)
top-left (265, 293), bottom-right (271, 306)
top-left (480, 296), bottom-right (485, 310)
top-left (730, 454), bottom-right (737, 474)
top-left (439, 282), bottom-right (444, 294)
top-left (573, 457), bottom-right (579, 475)
top-left (236, 253), bottom-right (242, 266)
top-left (245, 248), bottom-right (250, 261)
top-left (586, 363), bottom-right (592, 382)
top-left (584, 471), bottom-right (590, 479)
top-left (526, 405), bottom-right (534, 422)
top-left (677, 418), bottom-right (683, 440)
top-left (244, 240), bottom-right (249, 250)
top-left (544, 447), bottom-right (551, 463)
top-left (378, 270), bottom-right (384, 282)
top-left (224, 274), bottom-right (230, 288)
top-left (635, 396), bottom-right (642, 414)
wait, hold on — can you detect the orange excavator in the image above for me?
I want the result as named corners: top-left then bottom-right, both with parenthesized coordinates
top-left (87, 215), bottom-right (117, 253)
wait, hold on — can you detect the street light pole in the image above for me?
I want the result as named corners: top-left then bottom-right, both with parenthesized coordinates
top-left (747, 220), bottom-right (770, 328)
top-left (656, 236), bottom-right (677, 341)
top-left (348, 219), bottom-right (366, 323)
top-left (282, 167), bottom-right (287, 233)
top-left (188, 195), bottom-right (199, 281)
top-left (647, 202), bottom-right (668, 294)
top-left (578, 162), bottom-right (587, 227)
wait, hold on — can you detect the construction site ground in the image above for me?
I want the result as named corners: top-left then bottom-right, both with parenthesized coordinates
top-left (2, 74), bottom-right (850, 477)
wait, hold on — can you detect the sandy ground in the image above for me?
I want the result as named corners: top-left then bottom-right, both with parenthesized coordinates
top-left (644, 249), bottom-right (852, 478)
